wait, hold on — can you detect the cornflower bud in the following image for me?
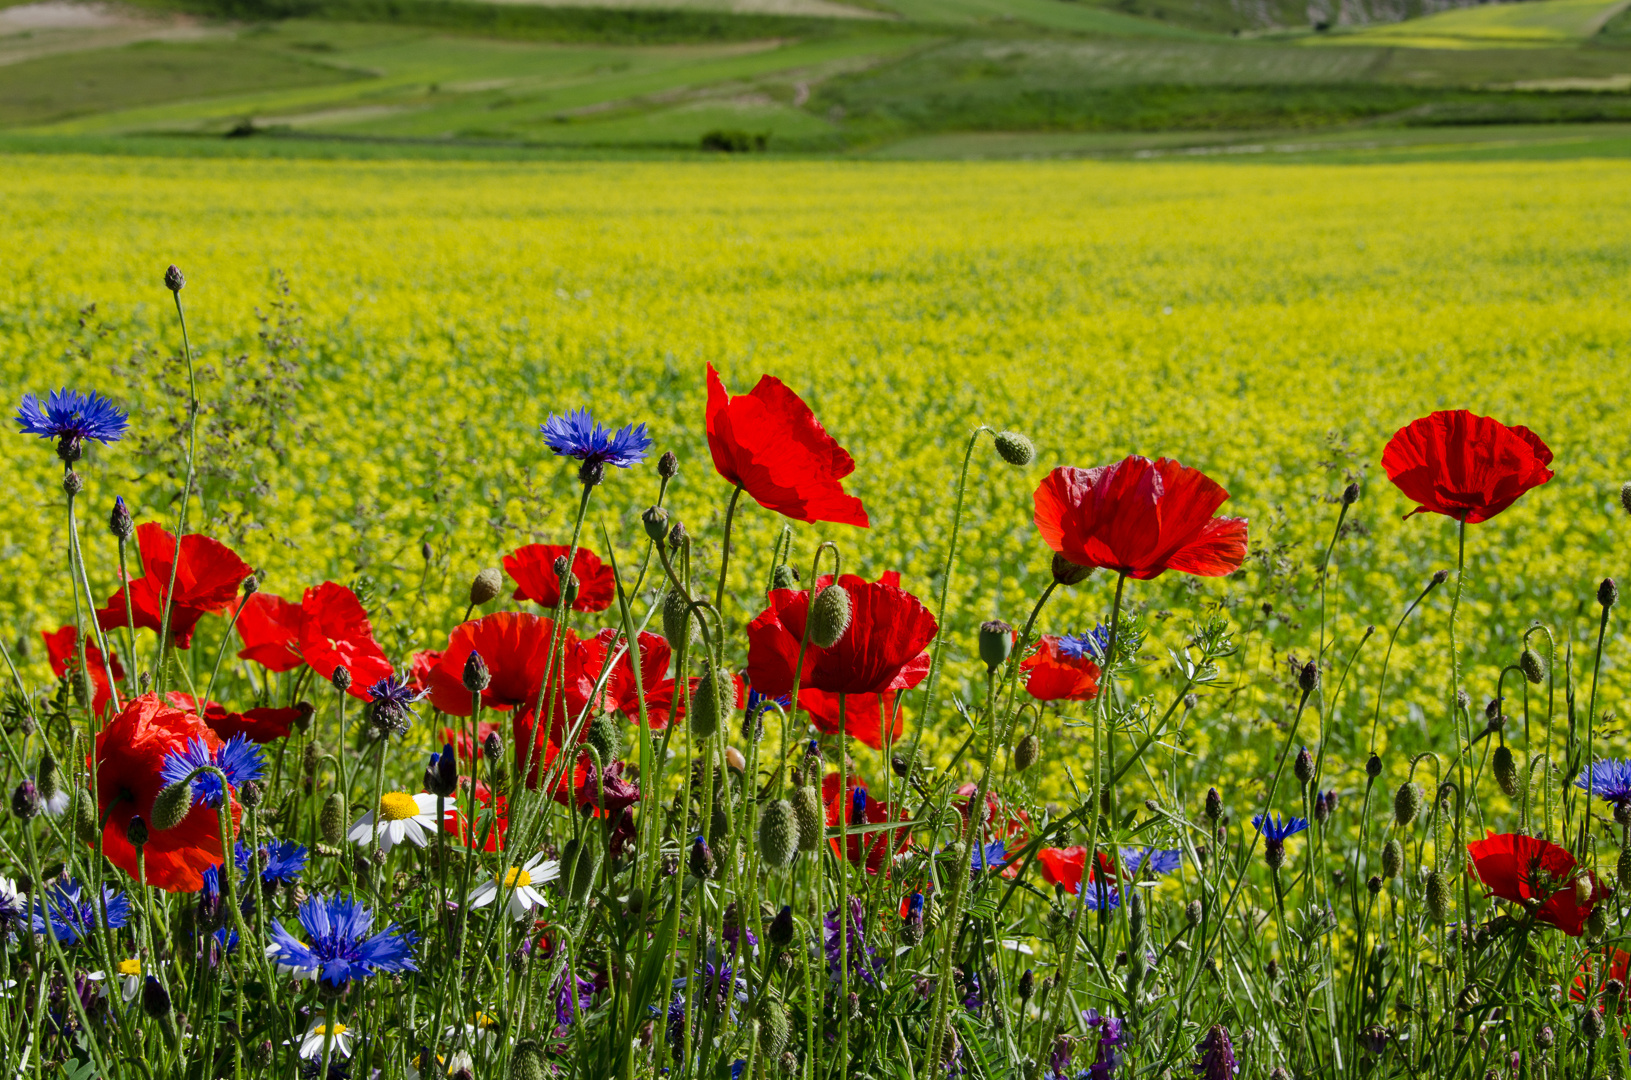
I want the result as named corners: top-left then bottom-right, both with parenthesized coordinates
top-left (1601, 578), bottom-right (1619, 609)
top-left (657, 451), bottom-right (679, 480)
top-left (667, 521), bottom-right (688, 550)
top-left (425, 745), bottom-right (459, 798)
top-left (1018, 968), bottom-right (1035, 1001)
top-left (10, 780), bottom-right (39, 821)
top-left (1185, 900), bottom-right (1203, 925)
top-left (1204, 787), bottom-right (1222, 823)
top-left (1367, 875), bottom-right (1383, 895)
top-left (164, 264), bottom-right (185, 292)
top-left (1394, 782), bottom-right (1423, 827)
top-left (1381, 839), bottom-right (1403, 879)
top-left (1583, 1006), bottom-right (1607, 1041)
top-left (1432, 569), bottom-right (1450, 585)
top-left (1298, 661), bottom-right (1320, 695)
top-left (141, 976), bottom-right (171, 1020)
top-left (553, 555), bottom-right (580, 609)
top-left (463, 651), bottom-right (490, 693)
top-left (1050, 553), bottom-right (1093, 587)
top-left (239, 780), bottom-right (262, 811)
top-left (1014, 733), bottom-right (1040, 772)
top-left (1366, 752), bottom-right (1383, 779)
top-left (63, 470), bottom-right (83, 496)
top-left (769, 904), bottom-right (795, 949)
top-left (1294, 746), bottom-right (1315, 788)
top-left (808, 585), bottom-right (852, 649)
top-left (642, 506), bottom-right (669, 543)
top-left (993, 431), bottom-right (1035, 466)
top-left (1342, 481), bottom-right (1361, 506)
top-left (109, 496), bottom-right (134, 541)
top-left (1520, 647), bottom-right (1546, 685)
top-left (331, 666), bottom-right (352, 692)
top-left (688, 835), bottom-right (716, 880)
top-left (1313, 791), bottom-right (1330, 825)
top-left (483, 730), bottom-right (503, 762)
top-left (470, 568), bottom-right (503, 607)
top-left (979, 620), bottom-right (1013, 672)
top-left (1184, 693), bottom-right (1199, 711)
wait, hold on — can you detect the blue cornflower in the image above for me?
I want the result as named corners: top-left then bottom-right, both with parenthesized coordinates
top-left (160, 734), bottom-right (264, 809)
top-left (1058, 626), bottom-right (1112, 661)
top-left (1577, 759), bottom-right (1631, 807)
top-left (1083, 882), bottom-right (1121, 913)
top-left (15, 388), bottom-right (129, 461)
top-left (972, 840), bottom-right (1008, 873)
top-left (730, 1062), bottom-right (747, 1080)
top-left (1083, 1009), bottom-right (1125, 1080)
top-left (540, 409), bottom-right (652, 470)
top-left (367, 674), bottom-right (428, 735)
top-left (267, 895), bottom-right (419, 987)
top-left (1253, 812), bottom-right (1310, 870)
top-left (1121, 847), bottom-right (1182, 878)
top-left (206, 838), bottom-right (309, 901)
top-left (745, 687), bottom-right (791, 716)
top-left (852, 787), bottom-right (867, 822)
top-left (32, 877), bottom-right (129, 945)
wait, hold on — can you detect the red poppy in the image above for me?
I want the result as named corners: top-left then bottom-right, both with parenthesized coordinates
top-left (705, 363), bottom-right (868, 528)
top-left (1037, 846), bottom-right (1088, 894)
top-left (443, 718), bottom-right (503, 763)
top-left (296, 583), bottom-right (394, 699)
top-left (795, 688), bottom-right (901, 751)
top-left (1033, 457), bottom-right (1248, 581)
top-left (1573, 948), bottom-right (1631, 1007)
top-left (1020, 637), bottom-right (1101, 703)
top-left (234, 592), bottom-right (305, 672)
top-left (445, 781), bottom-right (509, 852)
top-left (97, 522), bottom-right (253, 648)
top-left (745, 572), bottom-right (936, 744)
top-left (164, 692), bottom-right (305, 744)
top-left (1468, 832), bottom-right (1605, 936)
top-left (90, 694), bottom-right (239, 892)
top-left (409, 649), bottom-right (444, 694)
top-left (424, 612), bottom-right (595, 725)
top-left (822, 772), bottom-right (910, 875)
top-left (592, 629), bottom-right (745, 730)
top-left (1382, 410), bottom-right (1554, 524)
top-left (42, 626), bottom-right (124, 716)
top-left (503, 544), bottom-right (617, 614)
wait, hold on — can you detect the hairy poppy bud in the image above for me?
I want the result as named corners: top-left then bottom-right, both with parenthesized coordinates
top-left (462, 650), bottom-right (490, 694)
top-left (661, 587), bottom-right (696, 649)
top-left (1588, 904), bottom-right (1609, 940)
top-left (1432, 569), bottom-right (1450, 585)
top-left (791, 786), bottom-right (823, 852)
top-left (10, 780), bottom-right (39, 821)
top-left (688, 835), bottom-right (716, 880)
top-left (979, 620), bottom-right (1013, 672)
top-left (164, 264), bottom-right (185, 292)
top-left (1185, 899), bottom-right (1203, 925)
top-left (760, 1000), bottom-right (791, 1057)
top-left (587, 712), bottom-right (623, 766)
top-left (320, 792), bottom-right (346, 846)
top-left (1204, 787), bottom-right (1222, 823)
top-left (657, 450), bottom-right (679, 480)
top-left (141, 975), bottom-right (171, 1020)
top-left (1487, 744), bottom-right (1521, 798)
top-left (570, 837), bottom-right (603, 902)
top-left (109, 496), bottom-right (134, 541)
top-left (689, 665), bottom-right (723, 740)
top-left (1342, 482), bottom-right (1361, 506)
top-left (553, 555), bottom-right (580, 609)
top-left (771, 564), bottom-right (799, 590)
top-left (74, 795), bottom-right (98, 844)
top-left (1425, 870), bottom-right (1449, 923)
top-left (1394, 782), bottom-right (1422, 827)
top-left (330, 666), bottom-right (351, 692)
top-left (470, 568), bottom-right (503, 607)
top-left (642, 506), bottom-right (669, 543)
top-left (1381, 839), bottom-right (1403, 879)
top-left (1050, 553), bottom-right (1093, 587)
top-left (512, 1039), bottom-right (549, 1080)
top-left (1520, 647), bottom-right (1546, 685)
top-left (1294, 747), bottom-right (1314, 787)
top-left (1366, 752), bottom-right (1383, 779)
top-left (808, 585), bottom-right (852, 649)
top-left (1621, 480), bottom-right (1631, 517)
top-left (769, 903), bottom-right (795, 949)
top-left (993, 431), bottom-right (1035, 466)
top-left (1298, 661), bottom-right (1320, 695)
top-left (1014, 733), bottom-right (1040, 772)
top-left (1601, 578), bottom-right (1619, 609)
top-left (153, 780), bottom-right (194, 832)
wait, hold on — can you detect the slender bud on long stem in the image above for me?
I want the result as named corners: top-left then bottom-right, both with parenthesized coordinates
top-left (470, 568), bottom-right (503, 607)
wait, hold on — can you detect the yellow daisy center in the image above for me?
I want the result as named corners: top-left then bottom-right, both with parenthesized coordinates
top-left (313, 1022), bottom-right (348, 1038)
top-left (117, 958), bottom-right (142, 977)
top-left (497, 867), bottom-right (532, 889)
top-left (475, 1011), bottom-right (498, 1029)
top-left (378, 792), bottom-right (421, 822)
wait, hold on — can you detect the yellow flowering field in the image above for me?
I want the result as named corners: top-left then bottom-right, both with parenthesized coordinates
top-left (2, 153), bottom-right (1628, 799)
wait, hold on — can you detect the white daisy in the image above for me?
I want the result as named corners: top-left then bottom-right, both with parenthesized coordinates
top-left (0, 877), bottom-right (28, 935)
top-left (41, 789), bottom-right (69, 817)
top-left (406, 1049), bottom-right (473, 1079)
top-left (296, 1020), bottom-right (353, 1060)
top-left (467, 852), bottom-right (559, 921)
top-left (347, 791), bottom-right (442, 852)
top-left (87, 957), bottom-right (148, 1003)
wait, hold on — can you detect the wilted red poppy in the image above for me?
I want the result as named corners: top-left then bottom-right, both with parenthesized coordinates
top-left (822, 772), bottom-right (909, 875)
top-left (1382, 410), bottom-right (1554, 524)
top-left (42, 626), bottom-right (124, 716)
top-left (164, 692), bottom-right (305, 744)
top-left (746, 572), bottom-right (936, 728)
top-left (503, 544), bottom-right (617, 614)
top-left (97, 522), bottom-right (252, 648)
top-left (297, 582), bottom-right (394, 699)
top-left (91, 694), bottom-right (238, 892)
top-left (591, 629), bottom-right (745, 730)
top-left (705, 363), bottom-right (869, 528)
top-left (1469, 831), bottom-right (1604, 936)
top-left (1037, 846), bottom-right (1087, 894)
top-left (1033, 457), bottom-right (1248, 581)
top-left (1020, 636), bottom-right (1101, 703)
top-left (234, 592), bottom-right (305, 672)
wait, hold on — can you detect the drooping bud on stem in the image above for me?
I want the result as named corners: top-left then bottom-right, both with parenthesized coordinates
top-left (992, 431), bottom-right (1035, 466)
top-left (153, 780), bottom-right (194, 832)
top-left (1394, 782), bottom-right (1423, 827)
top-left (1520, 647), bottom-right (1546, 684)
top-left (470, 568), bottom-right (503, 608)
top-left (808, 585), bottom-right (852, 649)
top-left (1050, 553), bottom-right (1093, 587)
top-left (758, 800), bottom-right (798, 869)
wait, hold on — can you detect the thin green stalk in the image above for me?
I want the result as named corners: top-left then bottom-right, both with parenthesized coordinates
top-left (156, 285), bottom-right (200, 694)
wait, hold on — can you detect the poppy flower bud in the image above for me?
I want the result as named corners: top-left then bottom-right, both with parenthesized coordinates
top-left (1600, 578), bottom-right (1619, 609)
top-left (1621, 481), bottom-right (1631, 516)
top-left (1366, 752), bottom-right (1383, 779)
top-left (552, 555), bottom-right (580, 609)
top-left (661, 588), bottom-right (696, 649)
top-left (1493, 745), bottom-right (1519, 797)
top-left (760, 1000), bottom-right (791, 1057)
top-left (1425, 870), bottom-right (1449, 923)
top-left (462, 650), bottom-right (490, 694)
top-left (1394, 782), bottom-right (1422, 827)
top-left (109, 496), bottom-right (134, 541)
top-left (1298, 661), bottom-right (1320, 695)
top-left (470, 568), bottom-right (503, 607)
top-left (759, 800), bottom-right (798, 869)
top-left (642, 506), bottom-right (669, 543)
top-left (1293, 747), bottom-right (1314, 788)
top-left (689, 665), bottom-right (723, 740)
top-left (164, 264), bottom-right (185, 293)
top-left (1587, 904), bottom-right (1609, 940)
top-left (1014, 733), bottom-right (1040, 772)
top-left (73, 796), bottom-right (97, 844)
top-left (63, 470), bottom-right (83, 496)
top-left (330, 666), bottom-right (352, 692)
top-left (1050, 553), bottom-right (1094, 587)
top-left (512, 1039), bottom-right (549, 1080)
top-left (569, 836), bottom-right (603, 902)
top-left (1381, 839), bottom-right (1403, 879)
top-left (153, 780), bottom-right (194, 832)
top-left (1185, 900), bottom-right (1203, 925)
top-left (791, 786), bottom-right (823, 852)
top-left (141, 975), bottom-right (171, 1020)
top-left (1519, 647), bottom-right (1546, 685)
top-left (993, 431), bottom-right (1035, 466)
top-left (320, 792), bottom-right (346, 846)
top-left (808, 585), bottom-right (852, 649)
top-left (10, 780), bottom-right (39, 821)
top-left (588, 712), bottom-right (624, 766)
top-left (1584, 1006), bottom-right (1608, 1042)
top-left (979, 620), bottom-right (1013, 672)
top-left (1204, 787), bottom-right (1222, 822)
top-left (772, 564), bottom-right (799, 590)
top-left (1342, 482), bottom-right (1361, 506)
top-left (688, 835), bottom-right (716, 880)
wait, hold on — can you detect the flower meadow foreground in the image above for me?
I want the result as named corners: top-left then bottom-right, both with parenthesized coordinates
top-left (4, 266), bottom-right (1631, 1080)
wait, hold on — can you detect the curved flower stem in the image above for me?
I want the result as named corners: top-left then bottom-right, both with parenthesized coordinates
top-left (66, 486), bottom-right (121, 716)
top-left (157, 287), bottom-right (200, 693)
top-left (714, 483), bottom-right (744, 615)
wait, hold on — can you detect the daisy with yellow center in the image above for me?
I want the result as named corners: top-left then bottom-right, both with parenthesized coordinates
top-left (467, 851), bottom-right (559, 920)
top-left (443, 1011), bottom-right (504, 1050)
top-left (347, 791), bottom-right (444, 852)
top-left (90, 958), bottom-right (149, 1003)
top-left (297, 1020), bottom-right (353, 1060)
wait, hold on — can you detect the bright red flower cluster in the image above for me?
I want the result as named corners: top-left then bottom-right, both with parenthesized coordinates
top-left (822, 772), bottom-right (909, 875)
top-left (165, 692), bottom-right (305, 744)
top-left (1020, 636), bottom-right (1101, 703)
top-left (1382, 410), bottom-right (1554, 524)
top-left (1468, 832), bottom-right (1604, 936)
top-left (504, 544), bottom-right (617, 613)
top-left (232, 582), bottom-right (393, 698)
top-left (98, 522), bottom-right (253, 648)
top-left (592, 629), bottom-right (744, 731)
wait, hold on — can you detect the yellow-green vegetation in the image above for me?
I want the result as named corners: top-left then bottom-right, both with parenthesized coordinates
top-left (2, 153), bottom-right (1628, 803)
top-left (1314, 0), bottom-right (1630, 47)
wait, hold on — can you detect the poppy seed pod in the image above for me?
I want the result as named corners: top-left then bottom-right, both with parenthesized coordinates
top-left (1601, 578), bottom-right (1619, 609)
top-left (1294, 746), bottom-right (1315, 788)
top-left (689, 666), bottom-right (723, 740)
top-left (993, 431), bottom-right (1035, 467)
top-left (756, 802), bottom-right (795, 874)
top-left (771, 564), bottom-right (799, 590)
top-left (1425, 869), bottom-right (1449, 923)
top-left (152, 780), bottom-right (194, 832)
top-left (1381, 839), bottom-right (1403, 879)
top-left (1520, 647), bottom-right (1547, 685)
top-left (642, 506), bottom-right (669, 543)
top-left (1342, 481), bottom-right (1361, 506)
top-left (791, 786), bottom-right (824, 852)
top-left (588, 712), bottom-right (624, 766)
top-left (808, 584), bottom-right (852, 649)
top-left (320, 792), bottom-right (347, 846)
top-left (470, 567), bottom-right (504, 607)
top-left (1493, 745), bottom-right (1519, 797)
top-left (1394, 782), bottom-right (1423, 827)
top-left (1050, 553), bottom-right (1094, 587)
top-left (462, 650), bottom-right (490, 693)
top-left (164, 264), bottom-right (185, 292)
top-left (661, 587), bottom-right (696, 650)
top-left (330, 666), bottom-right (352, 693)
top-left (1014, 732), bottom-right (1040, 772)
top-left (979, 620), bottom-right (1013, 672)
top-left (109, 496), bottom-right (134, 541)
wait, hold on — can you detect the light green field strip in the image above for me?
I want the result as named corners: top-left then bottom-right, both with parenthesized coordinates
top-left (1307, 0), bottom-right (1631, 46)
top-left (467, 0), bottom-right (888, 18)
top-left (876, 0), bottom-right (1213, 36)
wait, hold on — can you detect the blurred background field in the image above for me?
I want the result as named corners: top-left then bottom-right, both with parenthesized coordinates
top-left (2, 153), bottom-right (1627, 803)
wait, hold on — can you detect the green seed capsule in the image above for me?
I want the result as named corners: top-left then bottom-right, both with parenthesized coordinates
top-left (1014, 733), bottom-right (1040, 772)
top-left (993, 431), bottom-right (1035, 466)
top-left (662, 587), bottom-right (696, 650)
top-left (587, 712), bottom-right (624, 765)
